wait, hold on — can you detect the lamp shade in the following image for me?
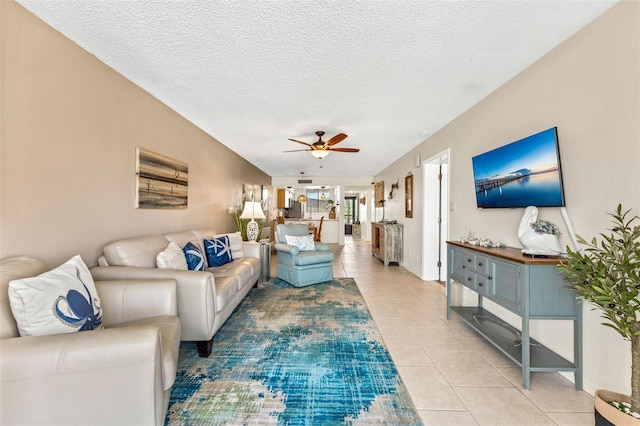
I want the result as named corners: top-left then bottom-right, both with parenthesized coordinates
top-left (297, 194), bottom-right (307, 202)
top-left (311, 150), bottom-right (330, 159)
top-left (239, 201), bottom-right (266, 220)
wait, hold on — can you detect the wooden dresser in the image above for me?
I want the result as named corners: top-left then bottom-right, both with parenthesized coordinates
top-left (371, 222), bottom-right (403, 266)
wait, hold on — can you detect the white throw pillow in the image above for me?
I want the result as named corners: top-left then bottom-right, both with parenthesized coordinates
top-left (156, 241), bottom-right (189, 270)
top-left (227, 231), bottom-right (244, 259)
top-left (285, 234), bottom-right (316, 252)
top-left (213, 231), bottom-right (244, 259)
top-left (8, 255), bottom-right (104, 337)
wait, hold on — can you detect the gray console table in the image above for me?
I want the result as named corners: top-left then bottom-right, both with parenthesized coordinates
top-left (446, 241), bottom-right (582, 390)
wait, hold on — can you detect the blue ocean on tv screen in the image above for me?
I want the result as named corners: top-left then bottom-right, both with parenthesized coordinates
top-left (475, 170), bottom-right (563, 208)
top-left (473, 127), bottom-right (565, 208)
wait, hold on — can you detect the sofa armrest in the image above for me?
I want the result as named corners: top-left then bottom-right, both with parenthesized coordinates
top-left (241, 241), bottom-right (261, 259)
top-left (274, 242), bottom-right (299, 255)
top-left (0, 326), bottom-right (166, 426)
top-left (90, 266), bottom-right (216, 342)
top-left (96, 279), bottom-right (177, 327)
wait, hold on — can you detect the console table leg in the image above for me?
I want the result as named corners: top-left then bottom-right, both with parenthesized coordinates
top-left (446, 280), bottom-right (450, 319)
top-left (522, 315), bottom-right (531, 390)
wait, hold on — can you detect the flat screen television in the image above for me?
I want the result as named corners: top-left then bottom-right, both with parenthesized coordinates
top-left (472, 127), bottom-right (566, 208)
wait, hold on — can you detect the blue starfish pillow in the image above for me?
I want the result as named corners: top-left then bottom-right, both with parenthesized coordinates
top-left (183, 242), bottom-right (205, 271)
top-left (204, 236), bottom-right (233, 267)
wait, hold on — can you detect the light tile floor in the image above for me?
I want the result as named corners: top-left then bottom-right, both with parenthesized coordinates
top-left (271, 236), bottom-right (594, 425)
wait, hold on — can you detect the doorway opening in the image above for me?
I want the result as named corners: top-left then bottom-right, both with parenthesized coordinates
top-left (422, 150), bottom-right (449, 283)
top-left (344, 196), bottom-right (357, 234)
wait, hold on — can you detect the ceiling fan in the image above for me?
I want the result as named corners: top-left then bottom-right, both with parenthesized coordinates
top-left (284, 131), bottom-right (359, 159)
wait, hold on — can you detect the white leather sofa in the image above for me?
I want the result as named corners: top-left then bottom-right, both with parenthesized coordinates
top-left (90, 228), bottom-right (261, 357)
top-left (0, 256), bottom-right (181, 426)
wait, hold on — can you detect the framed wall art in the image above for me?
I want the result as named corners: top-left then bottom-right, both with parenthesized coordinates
top-left (374, 181), bottom-right (384, 207)
top-left (136, 147), bottom-right (188, 209)
top-left (405, 172), bottom-right (413, 218)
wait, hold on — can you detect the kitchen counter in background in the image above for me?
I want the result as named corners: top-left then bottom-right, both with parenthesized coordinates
top-left (283, 218), bottom-right (339, 244)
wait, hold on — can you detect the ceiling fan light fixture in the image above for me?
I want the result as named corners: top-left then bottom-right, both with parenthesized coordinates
top-left (311, 150), bottom-right (330, 159)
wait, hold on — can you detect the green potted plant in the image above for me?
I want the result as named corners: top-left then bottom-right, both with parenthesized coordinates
top-left (326, 199), bottom-right (336, 219)
top-left (558, 204), bottom-right (640, 425)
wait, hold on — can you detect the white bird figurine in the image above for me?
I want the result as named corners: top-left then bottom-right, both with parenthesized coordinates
top-left (518, 206), bottom-right (561, 256)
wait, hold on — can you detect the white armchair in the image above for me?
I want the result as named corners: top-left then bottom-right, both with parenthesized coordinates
top-left (0, 256), bottom-right (181, 426)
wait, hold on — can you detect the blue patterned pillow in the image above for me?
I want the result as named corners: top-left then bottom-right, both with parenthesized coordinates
top-left (183, 242), bottom-right (205, 271)
top-left (204, 236), bottom-right (233, 267)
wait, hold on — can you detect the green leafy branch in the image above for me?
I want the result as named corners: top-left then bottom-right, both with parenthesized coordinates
top-left (560, 204), bottom-right (640, 340)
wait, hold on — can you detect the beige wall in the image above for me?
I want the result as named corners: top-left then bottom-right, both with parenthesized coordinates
top-left (377, 1), bottom-right (639, 396)
top-left (1, 1), bottom-right (270, 267)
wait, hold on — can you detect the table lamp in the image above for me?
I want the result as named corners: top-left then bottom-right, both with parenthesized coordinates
top-left (239, 201), bottom-right (266, 241)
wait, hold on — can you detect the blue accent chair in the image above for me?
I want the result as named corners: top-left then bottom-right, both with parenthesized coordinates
top-left (275, 224), bottom-right (334, 287)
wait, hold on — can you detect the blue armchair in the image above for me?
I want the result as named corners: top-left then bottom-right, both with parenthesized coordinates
top-left (275, 224), bottom-right (334, 287)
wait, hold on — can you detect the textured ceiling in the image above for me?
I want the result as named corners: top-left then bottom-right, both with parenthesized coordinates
top-left (17, 0), bottom-right (617, 178)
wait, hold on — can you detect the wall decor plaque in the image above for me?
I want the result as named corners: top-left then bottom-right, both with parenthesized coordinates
top-left (136, 147), bottom-right (188, 209)
top-left (405, 172), bottom-right (413, 218)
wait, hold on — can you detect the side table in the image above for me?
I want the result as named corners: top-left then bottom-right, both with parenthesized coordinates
top-left (259, 241), bottom-right (271, 282)
top-left (242, 241), bottom-right (272, 283)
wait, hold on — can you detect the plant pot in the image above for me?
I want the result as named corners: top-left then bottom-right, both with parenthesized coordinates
top-left (595, 389), bottom-right (640, 426)
top-left (329, 212), bottom-right (336, 219)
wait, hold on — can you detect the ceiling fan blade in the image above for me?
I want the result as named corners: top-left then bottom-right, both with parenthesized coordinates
top-left (329, 147), bottom-right (359, 153)
top-left (326, 133), bottom-right (348, 146)
top-left (288, 138), bottom-right (313, 147)
top-left (283, 149), bottom-right (311, 153)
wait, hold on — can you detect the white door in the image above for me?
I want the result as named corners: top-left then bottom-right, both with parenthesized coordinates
top-left (422, 150), bottom-right (449, 281)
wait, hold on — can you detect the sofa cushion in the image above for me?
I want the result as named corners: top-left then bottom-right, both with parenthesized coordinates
top-left (191, 229), bottom-right (218, 267)
top-left (1, 256), bottom-right (49, 339)
top-left (204, 236), bottom-right (233, 267)
top-left (293, 250), bottom-right (335, 266)
top-left (156, 242), bottom-right (189, 270)
top-left (104, 234), bottom-right (169, 268)
top-left (8, 255), bottom-right (103, 337)
top-left (164, 230), bottom-right (197, 247)
top-left (209, 261), bottom-right (254, 291)
top-left (231, 257), bottom-right (261, 277)
top-left (183, 242), bottom-right (205, 271)
top-left (285, 234), bottom-right (316, 252)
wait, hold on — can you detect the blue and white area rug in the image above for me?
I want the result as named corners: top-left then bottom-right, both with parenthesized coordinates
top-left (165, 278), bottom-right (421, 425)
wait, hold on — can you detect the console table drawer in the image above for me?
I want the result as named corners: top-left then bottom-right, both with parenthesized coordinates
top-left (475, 273), bottom-right (491, 297)
top-left (474, 254), bottom-right (490, 275)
